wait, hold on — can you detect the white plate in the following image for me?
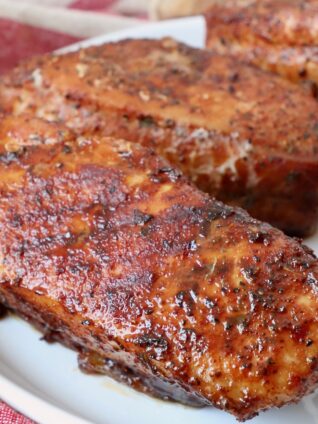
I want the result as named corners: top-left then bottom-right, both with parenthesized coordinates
top-left (1, 15), bottom-right (318, 424)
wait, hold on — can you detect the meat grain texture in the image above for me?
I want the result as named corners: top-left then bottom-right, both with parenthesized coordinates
top-left (1, 116), bottom-right (318, 420)
top-left (205, 0), bottom-right (318, 96)
top-left (1, 38), bottom-right (318, 236)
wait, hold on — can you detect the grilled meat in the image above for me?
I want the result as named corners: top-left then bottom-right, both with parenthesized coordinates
top-left (205, 0), bottom-right (318, 96)
top-left (1, 116), bottom-right (318, 420)
top-left (1, 38), bottom-right (318, 236)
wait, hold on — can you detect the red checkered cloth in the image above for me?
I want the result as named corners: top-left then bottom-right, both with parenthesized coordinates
top-left (0, 402), bottom-right (34, 424)
top-left (0, 1), bottom-right (145, 422)
top-left (0, 0), bottom-right (147, 74)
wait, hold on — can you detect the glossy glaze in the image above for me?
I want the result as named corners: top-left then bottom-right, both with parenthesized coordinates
top-left (1, 39), bottom-right (318, 236)
top-left (1, 117), bottom-right (318, 420)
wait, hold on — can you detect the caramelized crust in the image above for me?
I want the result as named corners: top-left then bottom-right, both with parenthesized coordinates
top-left (2, 117), bottom-right (318, 420)
top-left (1, 39), bottom-right (318, 236)
top-left (205, 0), bottom-right (318, 96)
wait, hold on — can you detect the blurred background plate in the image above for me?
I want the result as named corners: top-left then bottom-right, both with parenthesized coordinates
top-left (1, 15), bottom-right (318, 424)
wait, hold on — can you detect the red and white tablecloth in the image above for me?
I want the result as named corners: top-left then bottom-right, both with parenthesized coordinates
top-left (0, 0), bottom-right (149, 74)
top-left (0, 0), bottom-right (146, 422)
top-left (0, 401), bottom-right (34, 424)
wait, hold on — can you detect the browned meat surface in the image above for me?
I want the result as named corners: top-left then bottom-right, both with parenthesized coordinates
top-left (2, 116), bottom-right (318, 420)
top-left (0, 38), bottom-right (318, 236)
top-left (205, 0), bottom-right (318, 96)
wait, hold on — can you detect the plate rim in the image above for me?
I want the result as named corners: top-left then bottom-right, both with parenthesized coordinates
top-left (57, 15), bottom-right (205, 54)
top-left (0, 373), bottom-right (91, 424)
